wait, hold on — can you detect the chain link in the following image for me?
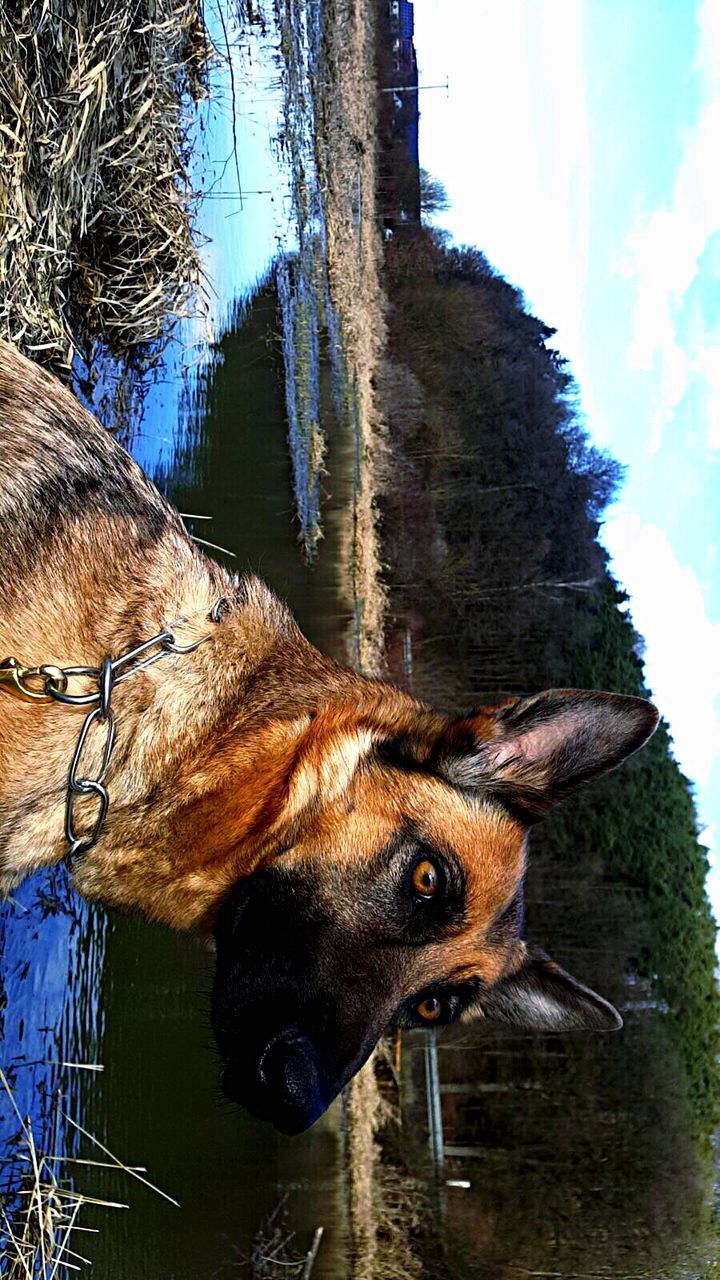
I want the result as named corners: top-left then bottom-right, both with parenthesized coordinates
top-left (1, 599), bottom-right (229, 865)
top-left (66, 705), bottom-right (117, 859)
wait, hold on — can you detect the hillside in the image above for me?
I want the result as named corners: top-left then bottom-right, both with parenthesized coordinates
top-left (376, 225), bottom-right (719, 1274)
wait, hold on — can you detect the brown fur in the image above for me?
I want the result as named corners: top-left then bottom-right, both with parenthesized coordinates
top-left (0, 341), bottom-right (514, 943)
top-left (0, 339), bottom-right (659, 1080)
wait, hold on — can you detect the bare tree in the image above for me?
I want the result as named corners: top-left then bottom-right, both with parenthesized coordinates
top-left (419, 167), bottom-right (450, 218)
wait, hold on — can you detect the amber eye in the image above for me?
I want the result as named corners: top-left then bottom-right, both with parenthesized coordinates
top-left (417, 996), bottom-right (443, 1022)
top-left (412, 858), bottom-right (439, 898)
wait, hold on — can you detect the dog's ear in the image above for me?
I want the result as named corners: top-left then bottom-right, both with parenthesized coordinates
top-left (472, 947), bottom-right (622, 1032)
top-left (437, 689), bottom-right (658, 821)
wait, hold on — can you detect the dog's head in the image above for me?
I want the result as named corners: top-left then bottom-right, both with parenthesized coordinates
top-left (211, 688), bottom-right (658, 1134)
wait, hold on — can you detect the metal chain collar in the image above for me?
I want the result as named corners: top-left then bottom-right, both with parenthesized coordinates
top-left (0, 596), bottom-right (231, 865)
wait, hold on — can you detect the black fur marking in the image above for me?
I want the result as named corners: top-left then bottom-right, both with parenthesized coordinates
top-left (480, 946), bottom-right (623, 1032)
top-left (212, 863), bottom-right (405, 1133)
top-left (487, 882), bottom-right (525, 945)
top-left (374, 735), bottom-right (432, 774)
top-left (353, 826), bottom-right (467, 947)
top-left (0, 378), bottom-right (180, 601)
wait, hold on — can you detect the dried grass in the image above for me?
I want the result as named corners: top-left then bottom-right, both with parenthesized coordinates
top-left (0, 1065), bottom-right (176, 1276)
top-left (345, 1050), bottom-right (426, 1280)
top-left (248, 1203), bottom-right (305, 1279)
top-left (247, 1201), bottom-right (325, 1280)
top-left (0, 0), bottom-right (211, 378)
top-left (318, 5), bottom-right (427, 1263)
top-left (314, 0), bottom-right (389, 676)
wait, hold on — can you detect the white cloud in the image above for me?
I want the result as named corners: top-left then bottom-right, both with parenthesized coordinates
top-left (413, 0), bottom-right (591, 375)
top-left (604, 513), bottom-right (720, 947)
top-left (695, 344), bottom-right (720, 448)
top-left (604, 515), bottom-right (720, 935)
top-left (602, 514), bottom-right (720, 789)
top-left (617, 0), bottom-right (720, 451)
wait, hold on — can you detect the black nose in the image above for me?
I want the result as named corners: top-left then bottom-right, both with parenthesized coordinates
top-left (255, 1032), bottom-right (326, 1135)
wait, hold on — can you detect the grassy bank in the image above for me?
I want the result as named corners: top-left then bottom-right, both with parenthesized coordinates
top-left (313, 0), bottom-right (389, 676)
top-left (310, 3), bottom-right (433, 1274)
top-left (0, 0), bottom-right (209, 377)
top-left (346, 1055), bottom-right (431, 1280)
top-left (308, 0), bottom-right (421, 1269)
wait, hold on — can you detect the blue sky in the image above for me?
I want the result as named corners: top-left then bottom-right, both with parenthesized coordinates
top-left (413, 0), bottom-right (720, 928)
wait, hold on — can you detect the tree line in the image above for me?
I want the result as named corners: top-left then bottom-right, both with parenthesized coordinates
top-left (376, 225), bottom-right (719, 1277)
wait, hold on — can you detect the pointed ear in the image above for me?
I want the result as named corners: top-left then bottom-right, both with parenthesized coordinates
top-left (476, 947), bottom-right (622, 1032)
top-left (438, 689), bottom-right (658, 820)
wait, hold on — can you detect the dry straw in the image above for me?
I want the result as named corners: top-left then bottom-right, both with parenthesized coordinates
top-left (346, 1053), bottom-right (426, 1280)
top-left (0, 1064), bottom-right (178, 1276)
top-left (0, 0), bottom-right (211, 378)
top-left (311, 0), bottom-right (389, 674)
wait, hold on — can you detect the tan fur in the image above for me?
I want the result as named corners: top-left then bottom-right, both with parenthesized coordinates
top-left (0, 338), bottom-right (527, 1000)
top-left (1, 339), bottom-right (665, 1135)
top-left (279, 770), bottom-right (526, 990)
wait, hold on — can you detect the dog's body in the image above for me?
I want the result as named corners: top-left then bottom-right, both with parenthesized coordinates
top-left (0, 341), bottom-right (659, 1133)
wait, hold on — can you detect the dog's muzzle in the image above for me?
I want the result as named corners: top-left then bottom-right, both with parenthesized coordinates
top-left (222, 1030), bottom-right (327, 1135)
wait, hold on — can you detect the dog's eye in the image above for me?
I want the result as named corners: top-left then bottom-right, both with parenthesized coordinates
top-left (411, 857), bottom-right (439, 898)
top-left (417, 995), bottom-right (443, 1022)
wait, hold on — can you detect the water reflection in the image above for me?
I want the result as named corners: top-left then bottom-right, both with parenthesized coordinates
top-left (0, 868), bottom-right (107, 1220)
top-left (77, 0), bottom-right (342, 559)
top-left (72, 276), bottom-right (354, 1277)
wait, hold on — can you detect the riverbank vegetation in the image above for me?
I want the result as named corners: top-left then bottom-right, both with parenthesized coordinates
top-left (346, 1051), bottom-right (456, 1280)
top-left (312, 0), bottom-right (388, 673)
top-left (0, 0), bottom-right (210, 378)
top-left (272, 0), bottom-right (388, 661)
top-left (0, 1064), bottom-right (177, 1277)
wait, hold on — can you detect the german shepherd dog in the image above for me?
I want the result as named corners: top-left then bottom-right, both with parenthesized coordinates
top-left (0, 341), bottom-right (659, 1134)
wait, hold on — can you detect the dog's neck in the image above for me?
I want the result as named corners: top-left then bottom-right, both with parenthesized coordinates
top-left (0, 341), bottom-right (395, 932)
top-left (0, 526), bottom-right (358, 928)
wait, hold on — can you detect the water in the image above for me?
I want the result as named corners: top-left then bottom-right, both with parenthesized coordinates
top-left (0, 875), bottom-right (107, 1200)
top-left (1, 3), bottom-right (356, 1274)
